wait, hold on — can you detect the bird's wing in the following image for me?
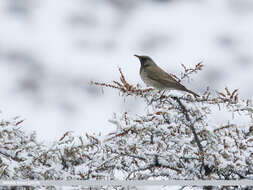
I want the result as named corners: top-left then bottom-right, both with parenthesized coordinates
top-left (145, 65), bottom-right (199, 97)
top-left (146, 65), bottom-right (184, 88)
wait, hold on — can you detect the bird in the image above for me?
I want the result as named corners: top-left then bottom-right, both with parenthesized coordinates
top-left (134, 55), bottom-right (200, 97)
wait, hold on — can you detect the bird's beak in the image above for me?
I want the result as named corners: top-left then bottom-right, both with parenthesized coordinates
top-left (134, 54), bottom-right (141, 59)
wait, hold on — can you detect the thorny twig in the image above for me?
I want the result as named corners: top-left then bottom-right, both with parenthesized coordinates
top-left (180, 62), bottom-right (203, 82)
top-left (91, 68), bottom-right (153, 97)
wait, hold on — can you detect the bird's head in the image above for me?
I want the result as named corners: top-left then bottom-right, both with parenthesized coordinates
top-left (134, 55), bottom-right (156, 68)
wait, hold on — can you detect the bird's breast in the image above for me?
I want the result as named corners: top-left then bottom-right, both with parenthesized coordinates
top-left (140, 70), bottom-right (165, 89)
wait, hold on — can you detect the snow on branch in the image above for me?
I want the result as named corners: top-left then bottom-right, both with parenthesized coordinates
top-left (0, 64), bottom-right (253, 190)
top-left (92, 65), bottom-right (253, 182)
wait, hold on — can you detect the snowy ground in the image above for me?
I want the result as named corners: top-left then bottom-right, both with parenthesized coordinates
top-left (0, 0), bottom-right (252, 142)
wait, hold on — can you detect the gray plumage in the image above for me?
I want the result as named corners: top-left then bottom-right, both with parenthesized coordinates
top-left (134, 55), bottom-right (199, 97)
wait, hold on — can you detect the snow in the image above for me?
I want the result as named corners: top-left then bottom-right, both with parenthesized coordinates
top-left (0, 0), bottom-right (253, 145)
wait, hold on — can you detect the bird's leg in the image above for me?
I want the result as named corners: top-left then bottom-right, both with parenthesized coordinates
top-left (148, 89), bottom-right (166, 104)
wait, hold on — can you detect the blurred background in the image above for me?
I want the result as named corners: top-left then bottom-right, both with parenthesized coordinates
top-left (0, 0), bottom-right (252, 142)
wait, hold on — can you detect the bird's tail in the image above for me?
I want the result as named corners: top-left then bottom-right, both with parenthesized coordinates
top-left (185, 89), bottom-right (200, 97)
top-left (176, 83), bottom-right (200, 97)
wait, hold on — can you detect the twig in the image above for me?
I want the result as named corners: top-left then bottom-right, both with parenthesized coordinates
top-left (172, 96), bottom-right (208, 177)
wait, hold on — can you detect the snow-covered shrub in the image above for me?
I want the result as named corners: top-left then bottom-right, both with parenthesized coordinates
top-left (1, 64), bottom-right (253, 190)
top-left (93, 65), bottom-right (253, 182)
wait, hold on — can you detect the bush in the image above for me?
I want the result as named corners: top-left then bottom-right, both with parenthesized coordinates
top-left (1, 64), bottom-right (253, 189)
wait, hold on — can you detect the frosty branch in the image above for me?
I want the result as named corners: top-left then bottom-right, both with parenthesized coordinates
top-left (93, 65), bottom-right (253, 181)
